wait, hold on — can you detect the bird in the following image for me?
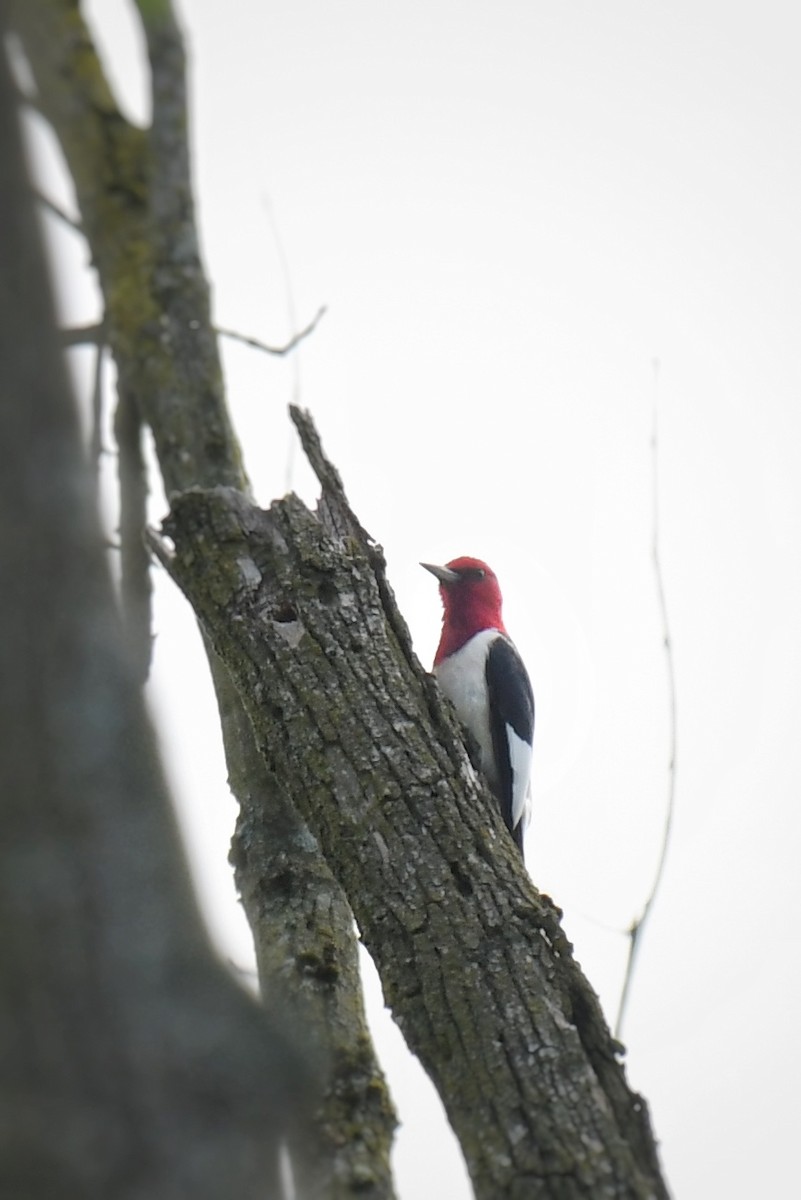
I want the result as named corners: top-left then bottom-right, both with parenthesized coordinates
top-left (421, 556), bottom-right (534, 858)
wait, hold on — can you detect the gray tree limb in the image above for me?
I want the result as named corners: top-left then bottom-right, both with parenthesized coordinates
top-left (7, 2), bottom-right (396, 1194)
top-left (0, 11), bottom-right (307, 1195)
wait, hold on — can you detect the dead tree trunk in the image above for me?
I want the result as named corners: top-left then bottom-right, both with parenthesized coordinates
top-left (151, 410), bottom-right (670, 1200)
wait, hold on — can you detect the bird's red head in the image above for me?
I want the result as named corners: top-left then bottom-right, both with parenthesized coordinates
top-left (421, 556), bottom-right (506, 663)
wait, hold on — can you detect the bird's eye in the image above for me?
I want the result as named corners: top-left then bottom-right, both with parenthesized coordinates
top-left (461, 567), bottom-right (485, 581)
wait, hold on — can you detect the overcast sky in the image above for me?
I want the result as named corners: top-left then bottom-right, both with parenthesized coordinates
top-left (36, 2), bottom-right (801, 1195)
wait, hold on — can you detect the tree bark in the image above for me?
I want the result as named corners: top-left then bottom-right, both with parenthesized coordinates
top-left (0, 11), bottom-right (306, 1195)
top-left (217, 655), bottom-right (397, 1199)
top-left (151, 408), bottom-right (670, 1200)
top-left (7, 3), bottom-right (398, 1194)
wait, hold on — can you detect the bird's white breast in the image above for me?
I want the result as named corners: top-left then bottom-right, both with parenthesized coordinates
top-left (434, 629), bottom-right (499, 789)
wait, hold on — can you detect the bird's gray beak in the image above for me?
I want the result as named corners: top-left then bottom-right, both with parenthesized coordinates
top-left (420, 562), bottom-right (460, 585)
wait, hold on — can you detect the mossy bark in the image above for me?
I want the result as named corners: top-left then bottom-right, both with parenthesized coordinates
top-left (152, 410), bottom-right (670, 1200)
top-left (217, 657), bottom-right (397, 1198)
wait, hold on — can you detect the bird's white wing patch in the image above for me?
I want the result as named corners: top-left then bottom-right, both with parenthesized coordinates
top-left (507, 727), bottom-right (532, 832)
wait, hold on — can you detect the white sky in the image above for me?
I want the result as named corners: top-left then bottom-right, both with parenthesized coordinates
top-left (34, 1), bottom-right (801, 1196)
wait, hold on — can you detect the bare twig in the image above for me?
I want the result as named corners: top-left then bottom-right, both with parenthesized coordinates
top-left (263, 197), bottom-right (304, 491)
top-left (615, 358), bottom-right (678, 1041)
top-left (59, 314), bottom-right (327, 357)
top-left (263, 197), bottom-right (303, 386)
top-left (90, 322), bottom-right (107, 477)
top-left (216, 305), bottom-right (327, 358)
top-left (145, 526), bottom-right (175, 573)
top-left (60, 322), bottom-right (104, 347)
top-left (134, 0), bottom-right (190, 235)
top-left (59, 320), bottom-right (109, 473)
top-left (34, 189), bottom-right (82, 232)
top-left (114, 389), bottom-right (153, 685)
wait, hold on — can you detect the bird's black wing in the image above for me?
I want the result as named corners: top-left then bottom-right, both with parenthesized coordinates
top-left (485, 636), bottom-right (535, 855)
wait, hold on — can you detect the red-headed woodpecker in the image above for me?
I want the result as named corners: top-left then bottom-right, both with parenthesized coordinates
top-left (422, 557), bottom-right (534, 859)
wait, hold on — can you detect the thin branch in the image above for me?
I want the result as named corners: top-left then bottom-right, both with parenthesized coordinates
top-left (615, 358), bottom-right (678, 1041)
top-left (90, 322), bottom-right (107, 478)
top-left (263, 197), bottom-right (304, 491)
top-left (133, 0), bottom-right (190, 235)
top-left (263, 197), bottom-right (303, 384)
top-left (114, 389), bottom-right (153, 685)
top-left (145, 526), bottom-right (175, 573)
top-left (60, 322), bottom-right (104, 347)
top-left (60, 311), bottom-right (327, 357)
top-left (217, 306), bottom-right (327, 358)
top-left (34, 188), bottom-right (82, 232)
